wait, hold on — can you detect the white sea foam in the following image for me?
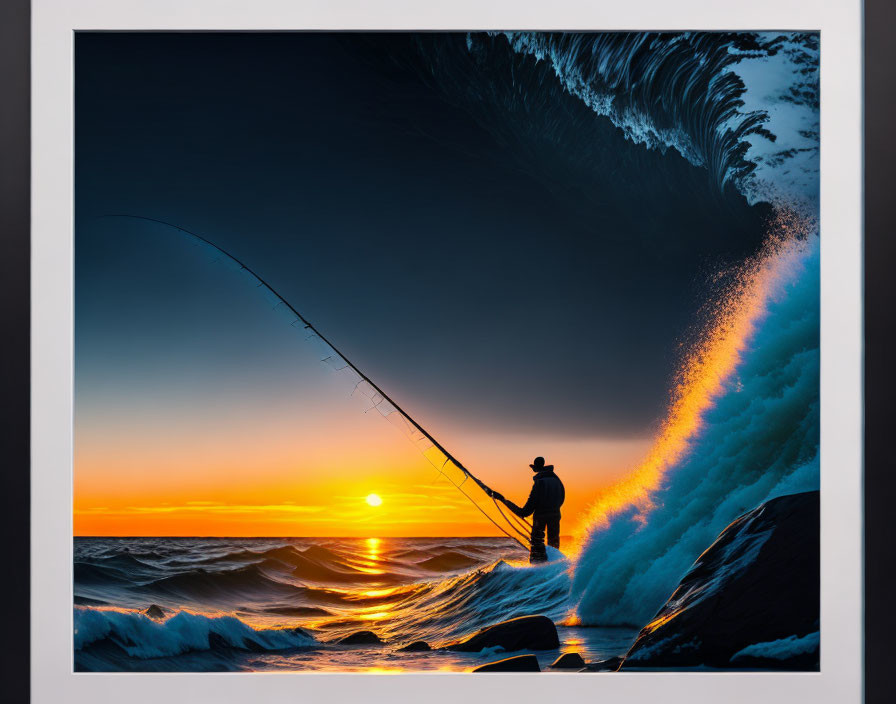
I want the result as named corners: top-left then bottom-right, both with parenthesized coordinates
top-left (731, 631), bottom-right (820, 662)
top-left (73, 607), bottom-right (316, 658)
top-left (728, 38), bottom-right (820, 208)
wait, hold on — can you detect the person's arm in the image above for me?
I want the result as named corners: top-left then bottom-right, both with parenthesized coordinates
top-left (501, 482), bottom-right (539, 518)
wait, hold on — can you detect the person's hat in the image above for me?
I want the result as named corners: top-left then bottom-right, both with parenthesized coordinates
top-left (529, 456), bottom-right (554, 471)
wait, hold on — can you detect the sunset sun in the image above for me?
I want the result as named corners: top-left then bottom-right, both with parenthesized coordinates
top-left (365, 493), bottom-right (383, 507)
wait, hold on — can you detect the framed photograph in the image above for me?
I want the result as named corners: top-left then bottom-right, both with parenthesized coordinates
top-left (29, 0), bottom-right (863, 702)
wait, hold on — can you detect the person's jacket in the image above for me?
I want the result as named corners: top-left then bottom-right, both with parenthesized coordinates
top-left (506, 469), bottom-right (565, 519)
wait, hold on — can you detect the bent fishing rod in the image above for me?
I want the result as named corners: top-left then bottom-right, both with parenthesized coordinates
top-left (99, 214), bottom-right (532, 549)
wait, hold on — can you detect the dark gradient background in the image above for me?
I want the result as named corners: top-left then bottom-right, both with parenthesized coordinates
top-left (76, 33), bottom-right (771, 443)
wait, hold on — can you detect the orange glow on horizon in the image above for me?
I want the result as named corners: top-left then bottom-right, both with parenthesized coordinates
top-left (74, 428), bottom-right (647, 536)
top-left (71, 224), bottom-right (817, 540)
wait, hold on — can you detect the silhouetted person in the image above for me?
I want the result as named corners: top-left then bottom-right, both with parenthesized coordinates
top-left (489, 457), bottom-right (565, 563)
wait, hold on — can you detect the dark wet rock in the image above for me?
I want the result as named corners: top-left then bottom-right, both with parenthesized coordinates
top-left (338, 630), bottom-right (384, 645)
top-left (397, 640), bottom-right (431, 652)
top-left (549, 652), bottom-right (586, 669)
top-left (580, 656), bottom-right (623, 672)
top-left (448, 615), bottom-right (559, 652)
top-left (473, 654), bottom-right (541, 672)
top-left (622, 491), bottom-right (820, 671)
top-left (143, 604), bottom-right (166, 620)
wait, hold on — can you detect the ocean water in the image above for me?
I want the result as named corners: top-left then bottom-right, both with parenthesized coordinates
top-left (74, 536), bottom-right (637, 672)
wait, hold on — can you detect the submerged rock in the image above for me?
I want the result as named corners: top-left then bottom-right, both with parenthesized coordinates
top-left (448, 615), bottom-right (559, 652)
top-left (549, 652), bottom-right (586, 669)
top-left (622, 491), bottom-right (820, 670)
top-left (473, 654), bottom-right (541, 672)
top-left (338, 630), bottom-right (384, 645)
top-left (143, 604), bottom-right (166, 620)
top-left (397, 640), bottom-right (431, 652)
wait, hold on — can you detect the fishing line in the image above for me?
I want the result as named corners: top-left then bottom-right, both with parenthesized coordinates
top-left (97, 214), bottom-right (531, 550)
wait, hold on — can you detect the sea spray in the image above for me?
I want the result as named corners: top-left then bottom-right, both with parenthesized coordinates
top-left (570, 220), bottom-right (819, 626)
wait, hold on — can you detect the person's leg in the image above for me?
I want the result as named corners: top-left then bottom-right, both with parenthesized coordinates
top-left (547, 519), bottom-right (560, 550)
top-left (529, 516), bottom-right (547, 563)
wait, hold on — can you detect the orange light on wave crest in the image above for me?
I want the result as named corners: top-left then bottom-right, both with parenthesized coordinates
top-left (569, 211), bottom-right (816, 554)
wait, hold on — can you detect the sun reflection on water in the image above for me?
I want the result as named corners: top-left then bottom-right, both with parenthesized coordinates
top-left (343, 537), bottom-right (385, 575)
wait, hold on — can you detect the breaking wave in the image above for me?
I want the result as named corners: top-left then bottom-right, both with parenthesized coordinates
top-left (74, 536), bottom-right (583, 669)
top-left (407, 32), bottom-right (818, 208)
top-left (570, 222), bottom-right (819, 626)
top-left (74, 607), bottom-right (317, 658)
top-left (500, 32), bottom-right (819, 206)
top-left (414, 31), bottom-right (821, 628)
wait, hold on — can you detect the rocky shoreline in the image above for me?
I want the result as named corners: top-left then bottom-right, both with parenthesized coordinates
top-left (357, 490), bottom-right (819, 673)
top-left (132, 491), bottom-right (819, 673)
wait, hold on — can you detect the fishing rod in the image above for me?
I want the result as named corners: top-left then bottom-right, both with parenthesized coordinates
top-left (99, 214), bottom-right (532, 550)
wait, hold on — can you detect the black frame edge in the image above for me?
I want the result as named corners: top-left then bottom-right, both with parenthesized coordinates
top-left (3, 2), bottom-right (892, 701)
top-left (864, 0), bottom-right (896, 702)
top-left (0, 0), bottom-right (30, 702)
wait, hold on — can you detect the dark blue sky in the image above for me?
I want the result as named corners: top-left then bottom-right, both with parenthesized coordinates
top-left (75, 32), bottom-right (771, 439)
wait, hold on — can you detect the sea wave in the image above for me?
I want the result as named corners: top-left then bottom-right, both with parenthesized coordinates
top-left (499, 32), bottom-right (818, 207)
top-left (405, 32), bottom-right (817, 210)
top-left (74, 538), bottom-right (570, 649)
top-left (570, 226), bottom-right (819, 626)
top-left (447, 30), bottom-right (821, 628)
top-left (139, 563), bottom-right (304, 600)
top-left (74, 606), bottom-right (316, 659)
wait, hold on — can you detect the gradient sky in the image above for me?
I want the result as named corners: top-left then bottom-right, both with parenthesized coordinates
top-left (74, 33), bottom-right (770, 537)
